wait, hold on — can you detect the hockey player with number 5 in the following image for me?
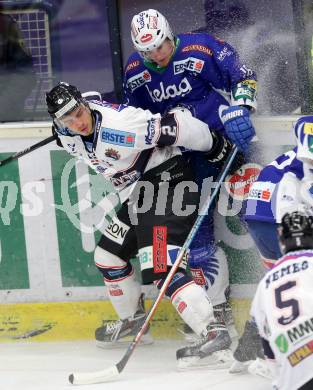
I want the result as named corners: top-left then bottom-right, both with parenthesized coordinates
top-left (46, 82), bottom-right (252, 370)
top-left (230, 117), bottom-right (313, 375)
top-left (251, 211), bottom-right (313, 390)
top-left (123, 9), bottom-right (257, 346)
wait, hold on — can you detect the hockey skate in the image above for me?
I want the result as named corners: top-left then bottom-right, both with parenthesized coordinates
top-left (95, 293), bottom-right (153, 348)
top-left (179, 302), bottom-right (238, 348)
top-left (214, 302), bottom-right (238, 349)
top-left (247, 357), bottom-right (275, 380)
top-left (176, 321), bottom-right (233, 370)
top-left (229, 320), bottom-right (265, 374)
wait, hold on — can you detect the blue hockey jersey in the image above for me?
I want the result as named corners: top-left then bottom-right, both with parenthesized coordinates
top-left (123, 32), bottom-right (257, 133)
top-left (245, 116), bottom-right (313, 224)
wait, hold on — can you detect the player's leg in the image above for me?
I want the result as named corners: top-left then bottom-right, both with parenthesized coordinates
top-left (246, 219), bottom-right (281, 268)
top-left (186, 152), bottom-right (237, 345)
top-left (94, 202), bottom-right (152, 347)
top-left (136, 156), bottom-right (233, 368)
top-left (230, 219), bottom-right (280, 372)
top-left (165, 273), bottom-right (233, 369)
top-left (298, 378), bottom-right (313, 390)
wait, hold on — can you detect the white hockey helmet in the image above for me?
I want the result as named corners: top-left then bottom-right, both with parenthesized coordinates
top-left (131, 9), bottom-right (174, 59)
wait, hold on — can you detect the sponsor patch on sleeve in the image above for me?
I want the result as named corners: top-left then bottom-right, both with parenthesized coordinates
top-left (247, 182), bottom-right (276, 202)
top-left (126, 70), bottom-right (151, 92)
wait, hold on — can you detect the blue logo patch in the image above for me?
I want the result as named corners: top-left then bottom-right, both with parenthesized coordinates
top-left (101, 128), bottom-right (136, 147)
top-left (168, 248), bottom-right (179, 264)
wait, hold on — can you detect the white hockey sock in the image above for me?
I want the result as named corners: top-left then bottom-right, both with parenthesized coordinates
top-left (171, 281), bottom-right (215, 336)
top-left (105, 271), bottom-right (142, 320)
top-left (94, 246), bottom-right (141, 320)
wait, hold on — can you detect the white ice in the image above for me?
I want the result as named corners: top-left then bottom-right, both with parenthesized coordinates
top-left (0, 340), bottom-right (271, 390)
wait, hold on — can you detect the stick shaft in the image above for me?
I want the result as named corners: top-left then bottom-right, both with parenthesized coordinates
top-left (117, 146), bottom-right (238, 373)
top-left (69, 146), bottom-right (238, 385)
top-left (0, 134), bottom-right (57, 167)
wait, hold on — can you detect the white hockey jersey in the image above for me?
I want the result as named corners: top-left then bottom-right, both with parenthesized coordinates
top-left (251, 250), bottom-right (313, 390)
top-left (57, 101), bottom-right (213, 202)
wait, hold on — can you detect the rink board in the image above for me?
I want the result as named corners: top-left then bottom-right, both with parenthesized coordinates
top-left (0, 298), bottom-right (251, 342)
top-left (0, 118), bottom-right (298, 341)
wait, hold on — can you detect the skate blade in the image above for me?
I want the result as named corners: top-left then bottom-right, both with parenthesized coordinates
top-left (177, 349), bottom-right (233, 370)
top-left (96, 332), bottom-right (154, 349)
top-left (229, 359), bottom-right (250, 374)
top-left (248, 358), bottom-right (273, 380)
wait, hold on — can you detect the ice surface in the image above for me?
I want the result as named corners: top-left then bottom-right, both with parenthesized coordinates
top-left (0, 340), bottom-right (271, 390)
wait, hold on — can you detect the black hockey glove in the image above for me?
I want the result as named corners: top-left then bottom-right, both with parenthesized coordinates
top-left (205, 131), bottom-right (245, 174)
top-left (52, 124), bottom-right (63, 148)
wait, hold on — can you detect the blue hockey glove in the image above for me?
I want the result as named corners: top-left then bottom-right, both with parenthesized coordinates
top-left (220, 105), bottom-right (255, 151)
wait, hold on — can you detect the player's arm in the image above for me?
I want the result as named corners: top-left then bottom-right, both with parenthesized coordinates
top-left (128, 106), bottom-right (243, 169)
top-left (212, 45), bottom-right (257, 151)
top-left (210, 37), bottom-right (257, 110)
top-left (197, 36), bottom-right (257, 151)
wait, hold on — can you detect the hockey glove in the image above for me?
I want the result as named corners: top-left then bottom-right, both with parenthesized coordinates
top-left (52, 124), bottom-right (63, 148)
top-left (205, 131), bottom-right (245, 174)
top-left (220, 105), bottom-right (255, 152)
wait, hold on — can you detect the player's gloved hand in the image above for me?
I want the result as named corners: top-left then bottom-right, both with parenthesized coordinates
top-left (205, 131), bottom-right (245, 174)
top-left (220, 105), bottom-right (255, 151)
top-left (52, 124), bottom-right (63, 148)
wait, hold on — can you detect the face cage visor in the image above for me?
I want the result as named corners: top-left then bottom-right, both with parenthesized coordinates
top-left (54, 102), bottom-right (89, 135)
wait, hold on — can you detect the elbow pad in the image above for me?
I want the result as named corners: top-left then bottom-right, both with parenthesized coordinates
top-left (157, 113), bottom-right (178, 146)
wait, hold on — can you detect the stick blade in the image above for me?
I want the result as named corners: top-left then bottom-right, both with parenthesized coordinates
top-left (69, 365), bottom-right (119, 385)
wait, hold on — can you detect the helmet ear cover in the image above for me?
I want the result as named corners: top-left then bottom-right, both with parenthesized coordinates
top-left (131, 9), bottom-right (174, 59)
top-left (278, 212), bottom-right (313, 255)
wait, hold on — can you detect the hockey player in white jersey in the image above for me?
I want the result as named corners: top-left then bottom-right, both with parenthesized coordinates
top-left (251, 211), bottom-right (313, 390)
top-left (46, 82), bottom-right (252, 369)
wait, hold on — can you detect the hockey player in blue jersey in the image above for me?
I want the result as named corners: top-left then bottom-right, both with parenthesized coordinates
top-left (245, 116), bottom-right (313, 267)
top-left (230, 116), bottom-right (313, 375)
top-left (123, 9), bottom-right (257, 345)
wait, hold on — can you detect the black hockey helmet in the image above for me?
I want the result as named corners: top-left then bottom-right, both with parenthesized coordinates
top-left (46, 82), bottom-right (84, 119)
top-left (278, 211), bottom-right (313, 255)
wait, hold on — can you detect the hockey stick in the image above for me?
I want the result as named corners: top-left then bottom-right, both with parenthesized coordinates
top-left (0, 134), bottom-right (57, 167)
top-left (69, 146), bottom-right (238, 385)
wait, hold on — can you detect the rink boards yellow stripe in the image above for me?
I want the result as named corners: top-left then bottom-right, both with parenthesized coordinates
top-left (0, 299), bottom-right (251, 342)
